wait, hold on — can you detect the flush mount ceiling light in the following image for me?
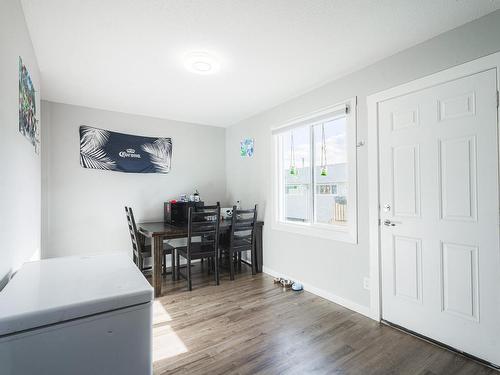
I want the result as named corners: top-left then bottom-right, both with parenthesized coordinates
top-left (184, 51), bottom-right (221, 75)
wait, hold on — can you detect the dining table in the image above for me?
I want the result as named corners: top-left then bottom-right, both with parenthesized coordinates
top-left (138, 220), bottom-right (264, 297)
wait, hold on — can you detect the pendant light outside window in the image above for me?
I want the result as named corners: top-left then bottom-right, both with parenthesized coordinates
top-left (290, 131), bottom-right (297, 176)
top-left (320, 123), bottom-right (328, 176)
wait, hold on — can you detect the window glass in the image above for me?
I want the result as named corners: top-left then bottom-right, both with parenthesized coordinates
top-left (281, 125), bottom-right (310, 223)
top-left (313, 117), bottom-right (348, 225)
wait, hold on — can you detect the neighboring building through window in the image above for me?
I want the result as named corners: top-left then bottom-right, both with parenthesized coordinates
top-left (316, 184), bottom-right (338, 195)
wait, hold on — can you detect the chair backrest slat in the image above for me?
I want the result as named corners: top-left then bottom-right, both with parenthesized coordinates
top-left (234, 218), bottom-right (254, 225)
top-left (191, 221), bottom-right (217, 230)
top-left (233, 209), bottom-right (255, 214)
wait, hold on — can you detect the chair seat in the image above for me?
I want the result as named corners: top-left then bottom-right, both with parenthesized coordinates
top-left (176, 243), bottom-right (216, 260)
top-left (220, 237), bottom-right (252, 252)
top-left (141, 242), bottom-right (174, 257)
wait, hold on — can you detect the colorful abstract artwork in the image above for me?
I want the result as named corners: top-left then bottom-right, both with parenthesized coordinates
top-left (240, 138), bottom-right (254, 157)
top-left (19, 57), bottom-right (39, 153)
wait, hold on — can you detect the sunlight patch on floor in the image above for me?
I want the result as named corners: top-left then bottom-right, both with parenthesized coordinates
top-left (153, 300), bottom-right (172, 324)
top-left (152, 300), bottom-right (188, 361)
top-left (153, 325), bottom-right (188, 361)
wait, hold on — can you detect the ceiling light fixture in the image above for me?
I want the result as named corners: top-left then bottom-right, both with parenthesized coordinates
top-left (184, 51), bottom-right (220, 75)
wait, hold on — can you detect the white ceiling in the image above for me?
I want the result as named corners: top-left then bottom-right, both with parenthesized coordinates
top-left (21, 0), bottom-right (500, 127)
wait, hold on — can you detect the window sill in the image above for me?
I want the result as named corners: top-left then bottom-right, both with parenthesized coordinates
top-left (272, 221), bottom-right (357, 244)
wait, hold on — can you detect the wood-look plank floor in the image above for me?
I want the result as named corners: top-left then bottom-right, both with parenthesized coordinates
top-left (150, 264), bottom-right (495, 375)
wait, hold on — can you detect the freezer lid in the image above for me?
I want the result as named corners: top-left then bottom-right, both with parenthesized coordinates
top-left (0, 252), bottom-right (153, 336)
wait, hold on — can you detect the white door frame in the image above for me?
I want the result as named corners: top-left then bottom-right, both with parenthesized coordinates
top-left (367, 52), bottom-right (500, 321)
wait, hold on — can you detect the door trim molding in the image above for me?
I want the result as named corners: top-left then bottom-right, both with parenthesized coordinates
top-left (367, 51), bottom-right (500, 321)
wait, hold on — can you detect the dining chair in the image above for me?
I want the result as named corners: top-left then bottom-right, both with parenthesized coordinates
top-left (175, 203), bottom-right (220, 291)
top-left (125, 206), bottom-right (175, 278)
top-left (221, 205), bottom-right (258, 280)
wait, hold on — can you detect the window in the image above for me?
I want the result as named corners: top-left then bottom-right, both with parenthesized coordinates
top-left (273, 99), bottom-right (357, 243)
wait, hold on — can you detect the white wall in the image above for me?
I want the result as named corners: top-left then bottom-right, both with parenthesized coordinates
top-left (41, 101), bottom-right (226, 258)
top-left (0, 0), bottom-right (41, 288)
top-left (225, 10), bottom-right (500, 313)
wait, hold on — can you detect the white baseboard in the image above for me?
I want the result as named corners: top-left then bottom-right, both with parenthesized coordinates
top-left (262, 266), bottom-right (374, 320)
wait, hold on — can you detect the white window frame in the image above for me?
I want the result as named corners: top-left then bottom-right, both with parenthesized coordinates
top-left (271, 97), bottom-right (358, 243)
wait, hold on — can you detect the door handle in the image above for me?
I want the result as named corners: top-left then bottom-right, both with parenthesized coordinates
top-left (383, 219), bottom-right (398, 227)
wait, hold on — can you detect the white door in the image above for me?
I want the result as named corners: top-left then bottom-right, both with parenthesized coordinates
top-left (379, 68), bottom-right (500, 366)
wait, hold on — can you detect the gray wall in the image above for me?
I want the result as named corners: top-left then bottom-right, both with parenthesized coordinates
top-left (42, 101), bottom-right (226, 258)
top-left (0, 0), bottom-right (41, 288)
top-left (225, 10), bottom-right (500, 311)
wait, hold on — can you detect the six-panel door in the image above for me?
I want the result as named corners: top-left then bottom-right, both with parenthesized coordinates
top-left (379, 69), bottom-right (500, 366)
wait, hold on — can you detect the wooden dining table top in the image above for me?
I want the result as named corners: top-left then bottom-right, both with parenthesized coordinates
top-left (138, 220), bottom-right (264, 238)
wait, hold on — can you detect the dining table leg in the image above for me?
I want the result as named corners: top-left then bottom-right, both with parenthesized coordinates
top-left (152, 235), bottom-right (163, 298)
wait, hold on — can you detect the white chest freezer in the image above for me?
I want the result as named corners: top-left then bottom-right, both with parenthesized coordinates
top-left (0, 253), bottom-right (153, 375)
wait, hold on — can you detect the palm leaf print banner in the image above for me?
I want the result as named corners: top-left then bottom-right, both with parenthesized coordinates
top-left (79, 125), bottom-right (172, 174)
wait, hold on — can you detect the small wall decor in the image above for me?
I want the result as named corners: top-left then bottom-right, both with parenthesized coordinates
top-left (240, 138), bottom-right (254, 157)
top-left (79, 125), bottom-right (172, 173)
top-left (19, 57), bottom-right (40, 153)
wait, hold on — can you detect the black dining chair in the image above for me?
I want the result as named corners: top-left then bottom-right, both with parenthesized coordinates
top-left (175, 203), bottom-right (220, 291)
top-left (125, 206), bottom-right (175, 278)
top-left (220, 205), bottom-right (258, 280)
